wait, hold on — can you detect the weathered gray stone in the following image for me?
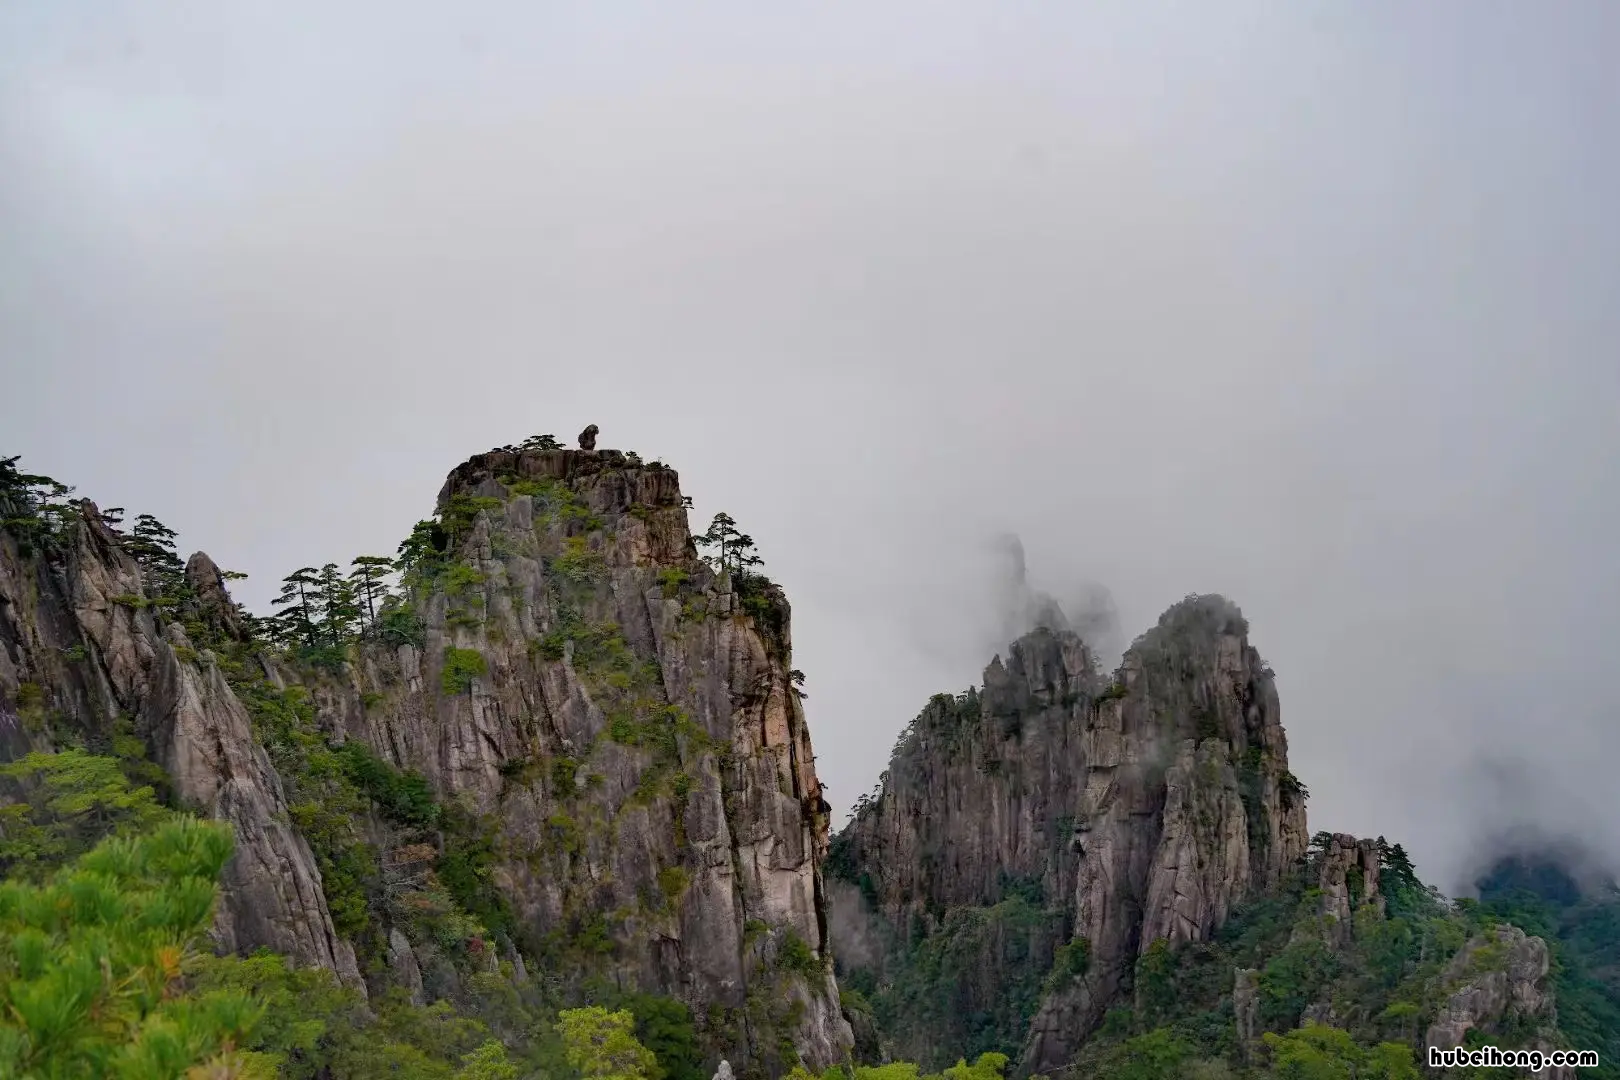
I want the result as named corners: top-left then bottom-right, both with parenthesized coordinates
top-left (389, 929), bottom-right (427, 1006)
top-left (829, 595), bottom-right (1309, 1075)
top-left (1426, 925), bottom-right (1555, 1051)
top-left (0, 504), bottom-right (363, 991)
top-left (306, 448), bottom-right (852, 1070)
top-left (1233, 968), bottom-right (1260, 1062)
top-left (1292, 832), bottom-right (1384, 947)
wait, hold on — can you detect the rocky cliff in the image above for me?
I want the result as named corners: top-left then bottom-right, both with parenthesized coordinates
top-left (828, 595), bottom-right (1310, 1073)
top-left (299, 446), bottom-right (852, 1073)
top-left (0, 503), bottom-right (363, 987)
top-left (0, 444), bottom-right (852, 1077)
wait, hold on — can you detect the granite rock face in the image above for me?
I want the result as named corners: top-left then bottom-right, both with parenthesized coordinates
top-left (1292, 832), bottom-right (1385, 948)
top-left (0, 504), bottom-right (362, 989)
top-left (307, 448), bottom-right (852, 1072)
top-left (830, 595), bottom-right (1309, 1074)
top-left (1426, 925), bottom-right (1555, 1050)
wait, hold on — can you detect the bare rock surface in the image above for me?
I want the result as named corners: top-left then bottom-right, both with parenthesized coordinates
top-left (0, 504), bottom-right (362, 989)
top-left (830, 594), bottom-right (1309, 1074)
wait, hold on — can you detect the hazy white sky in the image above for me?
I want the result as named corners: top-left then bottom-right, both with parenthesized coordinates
top-left (4, 2), bottom-right (1617, 892)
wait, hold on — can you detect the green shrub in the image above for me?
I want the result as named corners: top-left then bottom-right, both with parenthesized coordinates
top-left (442, 647), bottom-right (488, 695)
top-left (657, 866), bottom-right (690, 904)
top-left (377, 605), bottom-right (425, 647)
top-left (778, 929), bottom-right (824, 980)
top-left (1044, 937), bottom-right (1091, 993)
top-left (0, 817), bottom-right (268, 1079)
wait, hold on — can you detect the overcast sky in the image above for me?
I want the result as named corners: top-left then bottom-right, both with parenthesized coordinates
top-left (4, 2), bottom-right (1617, 893)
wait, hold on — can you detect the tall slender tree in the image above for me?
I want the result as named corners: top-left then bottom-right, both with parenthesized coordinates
top-left (349, 555), bottom-right (394, 629)
top-left (316, 563), bottom-right (361, 645)
top-left (271, 567), bottom-right (323, 648)
top-left (126, 514), bottom-right (188, 600)
top-left (695, 512), bottom-right (739, 575)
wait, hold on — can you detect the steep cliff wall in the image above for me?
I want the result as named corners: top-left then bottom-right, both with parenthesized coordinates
top-left (829, 595), bottom-right (1310, 1073)
top-left (0, 504), bottom-right (362, 988)
top-left (0, 444), bottom-right (852, 1077)
top-left (303, 447), bottom-right (852, 1073)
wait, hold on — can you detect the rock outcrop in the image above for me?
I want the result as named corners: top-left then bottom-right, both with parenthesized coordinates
top-left (1292, 832), bottom-right (1385, 948)
top-left (307, 447), bottom-right (852, 1073)
top-left (1425, 925), bottom-right (1556, 1050)
top-left (830, 594), bottom-right (1309, 1074)
top-left (0, 503), bottom-right (362, 988)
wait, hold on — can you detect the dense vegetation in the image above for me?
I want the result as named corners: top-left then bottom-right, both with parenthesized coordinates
top-left (833, 825), bottom-right (1620, 1079)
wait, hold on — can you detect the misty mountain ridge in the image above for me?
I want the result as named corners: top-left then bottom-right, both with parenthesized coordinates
top-left (2, 438), bottom-right (1618, 1079)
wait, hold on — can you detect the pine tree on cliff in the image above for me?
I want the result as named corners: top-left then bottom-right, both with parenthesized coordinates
top-left (126, 514), bottom-right (189, 602)
top-left (0, 455), bottom-right (76, 554)
top-left (348, 555), bottom-right (394, 629)
top-left (316, 563), bottom-right (361, 646)
top-left (397, 519), bottom-right (448, 583)
top-left (271, 567), bottom-right (324, 648)
top-left (696, 513), bottom-right (750, 576)
top-left (731, 533), bottom-right (763, 578)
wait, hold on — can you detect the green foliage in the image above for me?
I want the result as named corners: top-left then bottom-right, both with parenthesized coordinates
top-left (778, 928), bottom-right (824, 979)
top-left (442, 646), bottom-right (489, 695)
top-left (442, 495), bottom-right (505, 548)
top-left (0, 454), bottom-right (79, 555)
top-left (559, 1006), bottom-right (659, 1080)
top-left (847, 892), bottom-right (1062, 1069)
top-left (695, 512), bottom-right (763, 580)
top-left (1258, 939), bottom-right (1339, 1032)
top-left (125, 513), bottom-right (191, 606)
top-left (1043, 936), bottom-right (1090, 993)
top-left (379, 600), bottom-right (427, 647)
top-left (1475, 858), bottom-right (1620, 1073)
top-left (444, 562), bottom-right (488, 597)
top-left (233, 680), bottom-right (376, 939)
top-left (1134, 937), bottom-right (1179, 1028)
top-left (1096, 679), bottom-right (1129, 702)
top-left (607, 993), bottom-right (705, 1080)
top-left (187, 951), bottom-right (540, 1080)
top-left (0, 816), bottom-right (270, 1079)
top-left (349, 554), bottom-right (397, 628)
top-left (1278, 770), bottom-right (1310, 806)
top-left (0, 749), bottom-right (171, 880)
top-left (398, 519), bottom-right (452, 584)
top-left (453, 1040), bottom-right (521, 1080)
top-left (1260, 1022), bottom-right (1420, 1079)
top-left (551, 536), bottom-right (607, 585)
top-left (336, 742), bottom-right (440, 828)
top-left (1085, 1027), bottom-right (1195, 1080)
top-left (656, 866), bottom-right (690, 905)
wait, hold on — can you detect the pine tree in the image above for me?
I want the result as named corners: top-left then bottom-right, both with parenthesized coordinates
top-left (695, 513), bottom-right (740, 575)
top-left (349, 556), bottom-right (394, 629)
top-left (0, 816), bottom-right (273, 1078)
top-left (730, 532), bottom-right (763, 578)
top-left (126, 514), bottom-right (189, 601)
top-left (316, 563), bottom-right (361, 646)
top-left (0, 456), bottom-right (77, 554)
top-left (397, 519), bottom-right (447, 581)
top-left (519, 433), bottom-right (564, 451)
top-left (271, 568), bottom-right (323, 648)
